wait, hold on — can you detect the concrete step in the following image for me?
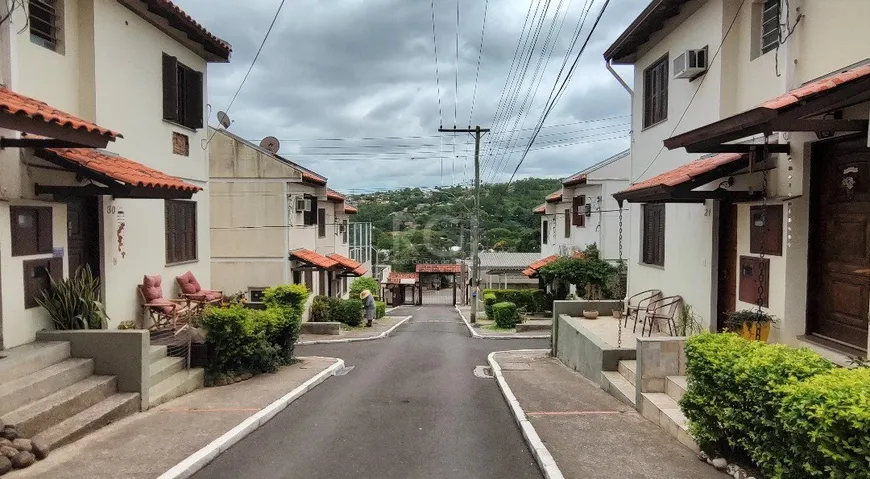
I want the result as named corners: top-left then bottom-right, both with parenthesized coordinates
top-left (149, 356), bottom-right (186, 386)
top-left (516, 320), bottom-right (552, 332)
top-left (32, 392), bottom-right (140, 450)
top-left (149, 345), bottom-right (168, 363)
top-left (1, 375), bottom-right (117, 438)
top-left (666, 375), bottom-right (687, 403)
top-left (601, 371), bottom-right (636, 407)
top-left (148, 368), bottom-right (204, 408)
top-left (617, 359), bottom-right (637, 385)
top-left (641, 392), bottom-right (698, 453)
top-left (0, 358), bottom-right (94, 416)
top-left (0, 341), bottom-right (71, 384)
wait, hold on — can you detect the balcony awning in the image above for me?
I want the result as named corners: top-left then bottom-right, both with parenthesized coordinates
top-left (0, 88), bottom-right (121, 148)
top-left (664, 64), bottom-right (870, 153)
top-left (612, 153), bottom-right (765, 205)
top-left (289, 249), bottom-right (339, 270)
top-left (327, 252), bottom-right (367, 276)
top-left (34, 148), bottom-right (201, 199)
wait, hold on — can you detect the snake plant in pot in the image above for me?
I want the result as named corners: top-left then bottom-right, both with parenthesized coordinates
top-left (36, 265), bottom-right (109, 330)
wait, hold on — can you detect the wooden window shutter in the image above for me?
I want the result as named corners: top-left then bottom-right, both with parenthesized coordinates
top-left (564, 209), bottom-right (571, 238)
top-left (162, 54), bottom-right (179, 122)
top-left (655, 205), bottom-right (665, 265)
top-left (572, 197), bottom-right (582, 225)
top-left (165, 201), bottom-right (175, 264)
top-left (36, 207), bottom-right (53, 254)
top-left (318, 209), bottom-right (326, 237)
top-left (185, 69), bottom-right (204, 129)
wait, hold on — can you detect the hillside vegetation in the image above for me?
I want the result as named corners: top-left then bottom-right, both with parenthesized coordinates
top-left (351, 178), bottom-right (560, 270)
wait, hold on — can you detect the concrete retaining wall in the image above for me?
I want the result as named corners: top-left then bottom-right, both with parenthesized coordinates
top-left (554, 313), bottom-right (635, 385)
top-left (635, 336), bottom-right (688, 407)
top-left (551, 299), bottom-right (624, 356)
top-left (36, 330), bottom-right (149, 411)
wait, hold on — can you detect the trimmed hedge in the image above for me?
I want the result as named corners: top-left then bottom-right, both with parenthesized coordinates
top-left (331, 299), bottom-right (364, 327)
top-left (263, 283), bottom-right (310, 316)
top-left (310, 296), bottom-right (339, 322)
top-left (679, 333), bottom-right (863, 478)
top-left (779, 368), bottom-right (870, 478)
top-left (376, 301), bottom-right (386, 319)
top-left (482, 288), bottom-right (552, 313)
top-left (483, 292), bottom-right (497, 318)
top-left (492, 301), bottom-right (520, 329)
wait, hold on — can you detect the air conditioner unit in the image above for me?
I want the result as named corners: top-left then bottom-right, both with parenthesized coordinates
top-left (583, 204), bottom-right (592, 217)
top-left (295, 197), bottom-right (311, 212)
top-left (673, 49), bottom-right (708, 79)
top-left (339, 223), bottom-right (347, 233)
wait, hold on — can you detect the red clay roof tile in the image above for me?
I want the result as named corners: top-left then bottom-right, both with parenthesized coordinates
top-left (43, 148), bottom-right (200, 192)
top-left (387, 272), bottom-right (419, 284)
top-left (326, 189), bottom-right (345, 203)
top-left (523, 252), bottom-right (586, 277)
top-left (545, 190), bottom-right (563, 203)
top-left (148, 0), bottom-right (231, 60)
top-left (761, 64), bottom-right (870, 111)
top-left (344, 205), bottom-right (358, 214)
top-left (563, 173), bottom-right (587, 187)
top-left (0, 88), bottom-right (121, 140)
top-left (619, 153), bottom-right (743, 194)
top-left (533, 203), bottom-right (546, 214)
top-left (327, 253), bottom-right (367, 275)
top-left (415, 264), bottom-right (462, 274)
top-left (302, 172), bottom-right (327, 186)
top-left (290, 249), bottom-right (338, 269)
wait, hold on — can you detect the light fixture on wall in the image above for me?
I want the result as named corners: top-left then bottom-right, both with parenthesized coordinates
top-left (816, 111), bottom-right (841, 140)
top-left (717, 176), bottom-right (735, 189)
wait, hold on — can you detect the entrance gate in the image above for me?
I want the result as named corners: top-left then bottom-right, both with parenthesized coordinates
top-left (415, 264), bottom-right (462, 306)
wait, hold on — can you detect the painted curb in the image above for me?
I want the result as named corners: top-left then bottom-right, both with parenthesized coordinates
top-left (455, 305), bottom-right (550, 340)
top-left (295, 315), bottom-right (412, 345)
top-left (157, 357), bottom-right (345, 479)
top-left (488, 350), bottom-right (565, 479)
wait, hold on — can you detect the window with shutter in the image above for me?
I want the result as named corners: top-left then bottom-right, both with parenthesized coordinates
top-left (643, 55), bottom-right (669, 128)
top-left (318, 209), bottom-right (327, 237)
top-left (642, 204), bottom-right (665, 266)
top-left (542, 220), bottom-right (549, 244)
top-left (573, 195), bottom-right (586, 227)
top-left (564, 209), bottom-right (571, 238)
top-left (165, 200), bottom-right (197, 264)
top-left (304, 196), bottom-right (318, 226)
top-left (162, 53), bottom-right (204, 130)
top-left (11, 206), bottom-right (53, 256)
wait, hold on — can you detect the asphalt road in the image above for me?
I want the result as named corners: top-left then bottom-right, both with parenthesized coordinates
top-left (194, 305), bottom-right (548, 479)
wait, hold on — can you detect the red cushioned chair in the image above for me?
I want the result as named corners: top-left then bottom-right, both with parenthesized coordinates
top-left (138, 274), bottom-right (191, 331)
top-left (175, 271), bottom-right (223, 311)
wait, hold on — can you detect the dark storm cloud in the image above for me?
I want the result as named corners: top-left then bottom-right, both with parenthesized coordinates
top-left (176, 0), bottom-right (649, 192)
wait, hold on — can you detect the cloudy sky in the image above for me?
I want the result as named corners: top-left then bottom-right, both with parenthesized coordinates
top-left (176, 0), bottom-right (649, 193)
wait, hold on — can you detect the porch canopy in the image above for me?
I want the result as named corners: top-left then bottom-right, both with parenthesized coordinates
top-left (34, 147), bottom-right (201, 199)
top-left (612, 152), bottom-right (766, 205)
top-left (0, 88), bottom-right (121, 148)
top-left (326, 252), bottom-right (367, 277)
top-left (289, 249), bottom-right (340, 271)
top-left (664, 64), bottom-right (870, 154)
top-left (522, 252), bottom-right (586, 278)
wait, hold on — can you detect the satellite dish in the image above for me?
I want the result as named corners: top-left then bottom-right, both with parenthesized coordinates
top-left (217, 111), bottom-right (231, 129)
top-left (260, 136), bottom-right (280, 154)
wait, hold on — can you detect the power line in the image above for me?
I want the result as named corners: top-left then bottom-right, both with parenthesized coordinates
top-left (430, 0), bottom-right (444, 125)
top-left (506, 0), bottom-right (611, 186)
top-left (630, 0), bottom-right (746, 183)
top-left (467, 0), bottom-right (489, 126)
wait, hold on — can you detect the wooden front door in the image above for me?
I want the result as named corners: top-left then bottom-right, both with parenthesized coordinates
top-left (66, 197), bottom-right (100, 277)
top-left (808, 136), bottom-right (870, 351)
top-left (716, 202), bottom-right (738, 331)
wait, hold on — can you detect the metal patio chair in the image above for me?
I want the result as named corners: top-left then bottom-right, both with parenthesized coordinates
top-left (641, 295), bottom-right (683, 337)
top-left (624, 289), bottom-right (661, 332)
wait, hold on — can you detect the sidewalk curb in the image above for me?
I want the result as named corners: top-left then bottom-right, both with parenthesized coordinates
top-left (295, 315), bottom-right (412, 345)
top-left (488, 350), bottom-right (565, 479)
top-left (157, 357), bottom-right (345, 479)
top-left (455, 306), bottom-right (550, 340)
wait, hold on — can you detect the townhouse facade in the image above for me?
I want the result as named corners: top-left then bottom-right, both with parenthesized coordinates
top-left (0, 0), bottom-right (230, 348)
top-left (535, 149), bottom-right (631, 261)
top-left (607, 0), bottom-right (870, 359)
top-left (208, 128), bottom-right (364, 303)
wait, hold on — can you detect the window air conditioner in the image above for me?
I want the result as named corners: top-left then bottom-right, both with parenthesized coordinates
top-left (295, 198), bottom-right (311, 212)
top-left (673, 49), bottom-right (708, 79)
top-left (583, 204), bottom-right (592, 217)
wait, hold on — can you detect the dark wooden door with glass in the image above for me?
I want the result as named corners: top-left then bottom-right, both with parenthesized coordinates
top-left (808, 135), bottom-right (870, 351)
top-left (66, 197), bottom-right (100, 277)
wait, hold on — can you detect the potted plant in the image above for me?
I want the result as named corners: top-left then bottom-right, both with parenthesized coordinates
top-left (725, 309), bottom-right (777, 342)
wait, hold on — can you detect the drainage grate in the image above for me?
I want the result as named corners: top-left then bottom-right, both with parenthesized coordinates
top-left (473, 365), bottom-right (493, 378)
top-left (334, 365), bottom-right (355, 376)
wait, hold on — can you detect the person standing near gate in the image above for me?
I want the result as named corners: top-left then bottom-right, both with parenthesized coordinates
top-left (361, 289), bottom-right (376, 327)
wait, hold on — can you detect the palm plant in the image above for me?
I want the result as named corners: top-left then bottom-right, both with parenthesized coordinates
top-left (36, 265), bottom-right (108, 330)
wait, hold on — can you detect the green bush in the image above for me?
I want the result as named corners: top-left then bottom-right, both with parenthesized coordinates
top-left (250, 307), bottom-right (302, 364)
top-left (492, 302), bottom-right (520, 329)
top-left (263, 283), bottom-right (310, 315)
top-left (681, 333), bottom-right (835, 477)
top-left (482, 288), bottom-right (550, 313)
top-left (330, 299), bottom-right (364, 327)
top-left (778, 367), bottom-right (870, 478)
top-left (483, 292), bottom-right (497, 318)
top-left (200, 305), bottom-right (281, 376)
top-left (375, 301), bottom-right (386, 319)
top-left (349, 277), bottom-right (379, 299)
top-left (310, 296), bottom-right (339, 322)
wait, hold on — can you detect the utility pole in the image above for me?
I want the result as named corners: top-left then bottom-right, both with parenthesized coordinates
top-left (438, 125), bottom-right (489, 322)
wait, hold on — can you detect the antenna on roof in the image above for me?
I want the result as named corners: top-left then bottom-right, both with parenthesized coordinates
top-left (217, 111), bottom-right (232, 129)
top-left (260, 136), bottom-right (280, 154)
